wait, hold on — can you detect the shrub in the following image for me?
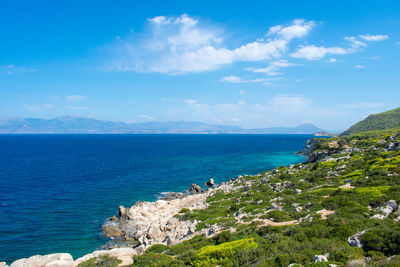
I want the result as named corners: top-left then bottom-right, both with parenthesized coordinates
top-left (260, 210), bottom-right (293, 222)
top-left (192, 238), bottom-right (258, 266)
top-left (146, 244), bottom-right (169, 253)
top-left (362, 227), bottom-right (400, 256)
top-left (132, 253), bottom-right (175, 267)
top-left (77, 255), bottom-right (122, 267)
top-left (213, 230), bottom-right (232, 244)
top-left (179, 208), bottom-right (190, 213)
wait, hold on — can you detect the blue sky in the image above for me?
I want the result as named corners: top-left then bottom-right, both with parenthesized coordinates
top-left (1, 0), bottom-right (399, 130)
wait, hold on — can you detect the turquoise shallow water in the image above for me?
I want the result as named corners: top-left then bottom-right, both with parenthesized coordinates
top-left (0, 134), bottom-right (309, 263)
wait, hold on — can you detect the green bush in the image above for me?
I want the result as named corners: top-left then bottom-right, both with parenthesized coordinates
top-left (362, 227), bottom-right (400, 256)
top-left (260, 210), bottom-right (293, 222)
top-left (192, 238), bottom-right (258, 266)
top-left (77, 255), bottom-right (121, 267)
top-left (132, 253), bottom-right (176, 267)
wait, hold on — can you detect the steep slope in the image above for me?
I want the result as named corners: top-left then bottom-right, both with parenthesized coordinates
top-left (341, 107), bottom-right (400, 136)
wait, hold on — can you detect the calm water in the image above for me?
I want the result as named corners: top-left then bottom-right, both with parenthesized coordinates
top-left (0, 134), bottom-right (309, 263)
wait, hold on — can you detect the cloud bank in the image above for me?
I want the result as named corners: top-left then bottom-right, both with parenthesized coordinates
top-left (106, 15), bottom-right (314, 74)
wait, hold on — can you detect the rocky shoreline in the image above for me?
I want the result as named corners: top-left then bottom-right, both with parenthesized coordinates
top-left (102, 180), bottom-right (240, 254)
top-left (2, 178), bottom-right (243, 267)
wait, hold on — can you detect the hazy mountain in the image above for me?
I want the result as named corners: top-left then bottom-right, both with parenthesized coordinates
top-left (247, 123), bottom-right (324, 134)
top-left (341, 107), bottom-right (400, 136)
top-left (0, 116), bottom-right (325, 134)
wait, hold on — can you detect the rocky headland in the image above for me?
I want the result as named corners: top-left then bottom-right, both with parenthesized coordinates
top-left (3, 127), bottom-right (400, 266)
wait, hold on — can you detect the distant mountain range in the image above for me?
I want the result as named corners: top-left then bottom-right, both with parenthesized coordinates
top-left (0, 116), bottom-right (326, 134)
top-left (341, 107), bottom-right (400, 136)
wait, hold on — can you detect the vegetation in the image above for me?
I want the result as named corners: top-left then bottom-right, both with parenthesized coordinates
top-left (341, 107), bottom-right (400, 135)
top-left (77, 255), bottom-right (122, 267)
top-left (127, 129), bottom-right (400, 266)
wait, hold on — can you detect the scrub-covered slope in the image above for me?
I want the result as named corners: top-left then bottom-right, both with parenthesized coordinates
top-left (95, 129), bottom-right (400, 266)
top-left (341, 107), bottom-right (400, 136)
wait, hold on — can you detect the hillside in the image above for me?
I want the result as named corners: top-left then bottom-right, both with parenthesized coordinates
top-left (341, 107), bottom-right (400, 136)
top-left (94, 129), bottom-right (399, 266)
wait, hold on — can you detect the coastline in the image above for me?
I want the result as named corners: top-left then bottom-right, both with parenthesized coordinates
top-left (1, 138), bottom-right (309, 266)
top-left (3, 178), bottom-right (249, 267)
top-left (5, 129), bottom-right (400, 266)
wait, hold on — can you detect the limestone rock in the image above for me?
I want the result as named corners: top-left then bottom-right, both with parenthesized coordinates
top-left (10, 253), bottom-right (74, 267)
top-left (206, 178), bottom-right (215, 187)
top-left (75, 248), bottom-right (136, 266)
top-left (189, 184), bottom-right (202, 194)
top-left (269, 202), bottom-right (282, 211)
top-left (313, 255), bottom-right (328, 262)
top-left (371, 200), bottom-right (398, 219)
top-left (0, 263), bottom-right (8, 267)
top-left (348, 230), bottom-right (367, 248)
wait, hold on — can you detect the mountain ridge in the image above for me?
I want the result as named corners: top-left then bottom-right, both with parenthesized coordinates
top-left (0, 116), bottom-right (325, 134)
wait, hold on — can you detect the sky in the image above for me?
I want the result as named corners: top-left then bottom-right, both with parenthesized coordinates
top-left (1, 0), bottom-right (399, 130)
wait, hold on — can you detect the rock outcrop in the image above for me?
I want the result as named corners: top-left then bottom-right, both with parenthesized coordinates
top-left (205, 178), bottom-right (215, 187)
top-left (7, 248), bottom-right (139, 267)
top-left (348, 230), bottom-right (368, 248)
top-left (189, 184), bottom-right (202, 194)
top-left (10, 253), bottom-right (74, 267)
top-left (74, 248), bottom-right (136, 266)
top-left (103, 181), bottom-right (238, 255)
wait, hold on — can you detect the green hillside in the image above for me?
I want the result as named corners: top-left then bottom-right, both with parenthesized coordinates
top-left (341, 107), bottom-right (400, 136)
top-left (81, 129), bottom-right (400, 266)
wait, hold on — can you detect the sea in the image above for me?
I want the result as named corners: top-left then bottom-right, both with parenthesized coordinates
top-left (0, 134), bottom-right (310, 263)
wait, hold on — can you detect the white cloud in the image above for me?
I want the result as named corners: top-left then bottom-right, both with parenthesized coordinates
top-left (246, 59), bottom-right (297, 76)
top-left (66, 95), bottom-right (87, 103)
top-left (291, 36), bottom-right (367, 60)
top-left (268, 19), bottom-right (315, 40)
top-left (106, 16), bottom-right (315, 74)
top-left (354, 65), bottom-right (366, 69)
top-left (220, 76), bottom-right (246, 83)
top-left (359, 34), bottom-right (389, 41)
top-left (137, 114), bottom-right (156, 120)
top-left (220, 76), bottom-right (282, 85)
top-left (344, 36), bottom-right (367, 49)
top-left (183, 99), bottom-right (197, 104)
top-left (240, 90), bottom-right (246, 95)
top-left (291, 45), bottom-right (348, 60)
top-left (327, 58), bottom-right (337, 63)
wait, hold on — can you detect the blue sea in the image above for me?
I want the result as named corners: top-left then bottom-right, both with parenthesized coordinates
top-left (0, 134), bottom-right (310, 263)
